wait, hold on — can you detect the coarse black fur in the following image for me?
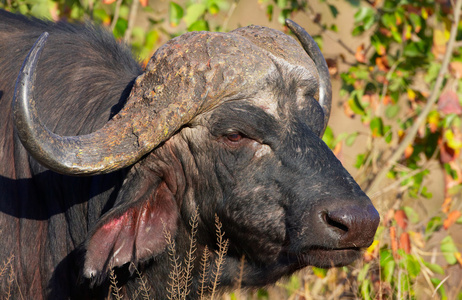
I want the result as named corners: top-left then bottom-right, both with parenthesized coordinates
top-left (0, 10), bottom-right (379, 299)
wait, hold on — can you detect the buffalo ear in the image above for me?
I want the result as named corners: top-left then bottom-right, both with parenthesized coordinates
top-left (83, 179), bottom-right (178, 279)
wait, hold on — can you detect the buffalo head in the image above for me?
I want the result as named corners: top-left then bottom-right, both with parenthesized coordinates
top-left (12, 19), bottom-right (379, 296)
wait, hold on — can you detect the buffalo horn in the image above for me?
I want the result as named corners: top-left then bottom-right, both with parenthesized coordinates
top-left (13, 32), bottom-right (199, 175)
top-left (285, 19), bottom-right (332, 136)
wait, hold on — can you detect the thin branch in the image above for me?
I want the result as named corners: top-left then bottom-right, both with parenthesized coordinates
top-left (366, 0), bottom-right (462, 194)
top-left (124, 0), bottom-right (139, 43)
top-left (110, 0), bottom-right (124, 32)
top-left (303, 11), bottom-right (356, 56)
top-left (222, 0), bottom-right (239, 32)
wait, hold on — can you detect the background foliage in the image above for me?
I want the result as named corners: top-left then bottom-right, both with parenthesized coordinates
top-left (1, 0), bottom-right (462, 299)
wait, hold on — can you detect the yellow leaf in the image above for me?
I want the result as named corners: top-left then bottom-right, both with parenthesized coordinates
top-left (366, 240), bottom-right (379, 254)
top-left (455, 252), bottom-right (462, 267)
top-left (445, 130), bottom-right (462, 150)
top-left (407, 88), bottom-right (416, 101)
top-left (405, 24), bottom-right (412, 40)
top-left (422, 8), bottom-right (428, 20)
top-left (434, 29), bottom-right (447, 46)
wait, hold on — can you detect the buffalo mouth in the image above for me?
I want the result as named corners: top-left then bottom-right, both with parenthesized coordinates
top-left (286, 247), bottom-right (363, 269)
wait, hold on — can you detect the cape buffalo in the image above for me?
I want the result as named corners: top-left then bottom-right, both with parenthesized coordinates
top-left (0, 10), bottom-right (380, 299)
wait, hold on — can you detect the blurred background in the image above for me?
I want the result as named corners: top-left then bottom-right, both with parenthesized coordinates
top-left (1, 0), bottom-right (461, 299)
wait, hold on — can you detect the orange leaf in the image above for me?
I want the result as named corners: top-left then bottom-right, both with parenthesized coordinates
top-left (383, 95), bottom-right (392, 105)
top-left (450, 61), bottom-right (462, 79)
top-left (395, 210), bottom-right (408, 230)
top-left (376, 56), bottom-right (390, 72)
top-left (390, 226), bottom-right (399, 258)
top-left (103, 0), bottom-right (116, 4)
top-left (443, 210), bottom-right (462, 230)
top-left (399, 232), bottom-right (411, 254)
top-left (139, 0), bottom-right (148, 7)
top-left (379, 27), bottom-right (392, 37)
top-left (404, 144), bottom-right (414, 159)
top-left (333, 142), bottom-right (343, 158)
top-left (442, 197), bottom-right (452, 213)
top-left (355, 44), bottom-right (366, 63)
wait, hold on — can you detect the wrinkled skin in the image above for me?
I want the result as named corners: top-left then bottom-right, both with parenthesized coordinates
top-left (0, 10), bottom-right (379, 299)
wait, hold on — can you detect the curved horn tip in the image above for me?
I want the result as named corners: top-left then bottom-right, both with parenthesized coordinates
top-left (283, 19), bottom-right (332, 137)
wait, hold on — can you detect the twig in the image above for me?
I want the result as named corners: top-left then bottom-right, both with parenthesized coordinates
top-left (366, 0), bottom-right (462, 194)
top-left (222, 0), bottom-right (239, 32)
top-left (124, 0), bottom-right (139, 43)
top-left (110, 0), bottom-right (124, 32)
top-left (432, 275), bottom-right (450, 298)
top-left (303, 11), bottom-right (356, 56)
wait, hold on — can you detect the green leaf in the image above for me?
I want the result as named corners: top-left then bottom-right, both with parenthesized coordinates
top-left (169, 2), bottom-right (184, 26)
top-left (113, 18), bottom-right (128, 39)
top-left (346, 132), bottom-right (359, 146)
top-left (184, 3), bottom-right (206, 27)
top-left (312, 267), bottom-right (328, 278)
top-left (277, 0), bottom-right (287, 9)
top-left (403, 206), bottom-right (419, 224)
top-left (29, 0), bottom-right (53, 18)
top-left (391, 30), bottom-right (402, 43)
top-left (402, 254), bottom-right (421, 278)
top-left (360, 279), bottom-right (372, 300)
top-left (381, 13), bottom-right (396, 29)
top-left (380, 249), bottom-right (396, 283)
top-left (370, 117), bottom-right (384, 137)
top-left (328, 4), bottom-right (338, 18)
top-left (256, 288), bottom-right (269, 298)
top-left (348, 97), bottom-right (366, 115)
top-left (266, 4), bottom-right (273, 21)
top-left (357, 263), bottom-right (370, 282)
top-left (384, 125), bottom-right (392, 143)
top-left (440, 236), bottom-right (458, 265)
top-left (313, 35), bottom-right (323, 51)
top-left (403, 41), bottom-right (426, 57)
top-left (354, 153), bottom-right (366, 169)
top-left (187, 19), bottom-right (209, 32)
top-left (398, 271), bottom-right (410, 292)
top-left (322, 126), bottom-right (334, 149)
top-left (457, 215), bottom-right (462, 224)
top-left (431, 278), bottom-right (448, 300)
top-left (423, 261), bottom-right (445, 275)
top-left (409, 13), bottom-right (422, 32)
top-left (145, 30), bottom-right (159, 49)
top-left (354, 7), bottom-right (374, 24)
top-left (425, 62), bottom-right (441, 83)
top-left (208, 3), bottom-right (219, 14)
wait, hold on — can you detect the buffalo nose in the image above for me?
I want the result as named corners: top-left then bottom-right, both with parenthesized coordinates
top-left (323, 204), bottom-right (380, 248)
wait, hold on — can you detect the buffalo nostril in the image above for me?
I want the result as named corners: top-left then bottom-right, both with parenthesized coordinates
top-left (323, 204), bottom-right (380, 248)
top-left (323, 212), bottom-right (349, 233)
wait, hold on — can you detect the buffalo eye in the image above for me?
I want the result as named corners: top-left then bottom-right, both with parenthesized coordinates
top-left (227, 132), bottom-right (243, 142)
top-left (221, 131), bottom-right (249, 147)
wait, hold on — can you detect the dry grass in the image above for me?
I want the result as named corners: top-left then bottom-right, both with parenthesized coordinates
top-left (105, 211), bottom-right (230, 300)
